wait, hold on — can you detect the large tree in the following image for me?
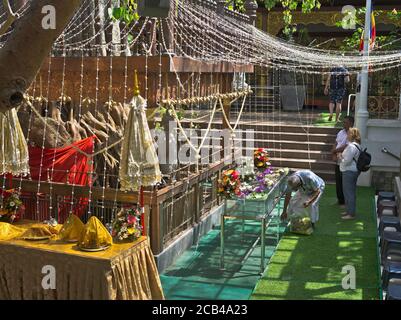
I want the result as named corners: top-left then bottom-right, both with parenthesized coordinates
top-left (0, 0), bottom-right (83, 113)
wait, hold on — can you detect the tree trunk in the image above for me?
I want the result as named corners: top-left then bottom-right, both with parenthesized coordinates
top-left (0, 0), bottom-right (83, 113)
top-left (97, 0), bottom-right (108, 56)
top-left (88, 0), bottom-right (97, 56)
top-left (111, 0), bottom-right (121, 56)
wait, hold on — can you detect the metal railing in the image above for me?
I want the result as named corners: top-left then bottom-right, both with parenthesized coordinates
top-left (347, 93), bottom-right (356, 116)
top-left (382, 147), bottom-right (401, 161)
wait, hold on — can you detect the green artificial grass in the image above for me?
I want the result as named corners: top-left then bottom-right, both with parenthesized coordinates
top-left (160, 206), bottom-right (287, 300)
top-left (313, 112), bottom-right (347, 128)
top-left (251, 185), bottom-right (380, 300)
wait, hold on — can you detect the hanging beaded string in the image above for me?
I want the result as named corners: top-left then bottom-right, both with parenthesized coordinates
top-left (277, 67), bottom-right (281, 168)
top-left (145, 42), bottom-right (149, 101)
top-left (7, 0), bottom-right (401, 227)
top-left (68, 50), bottom-right (86, 215)
top-left (99, 54), bottom-right (114, 221)
top-left (53, 0), bottom-right (110, 48)
top-left (123, 54), bottom-right (128, 104)
top-left (34, 55), bottom-right (53, 221)
top-left (3, 1), bottom-right (401, 72)
top-left (0, 0), bottom-right (31, 43)
top-left (170, 0), bottom-right (399, 73)
top-left (17, 75), bottom-right (39, 194)
top-left (292, 70), bottom-right (313, 170)
top-left (6, 66), bottom-right (35, 213)
top-left (87, 54), bottom-right (101, 219)
top-left (46, 53), bottom-right (68, 222)
top-left (53, 12), bottom-right (146, 56)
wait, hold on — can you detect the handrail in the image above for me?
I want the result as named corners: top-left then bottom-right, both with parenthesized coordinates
top-left (347, 93), bottom-right (356, 116)
top-left (382, 147), bottom-right (401, 161)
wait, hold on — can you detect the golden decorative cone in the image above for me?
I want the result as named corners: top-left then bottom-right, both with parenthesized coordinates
top-left (78, 216), bottom-right (112, 249)
top-left (133, 70), bottom-right (140, 96)
top-left (59, 213), bottom-right (85, 242)
top-left (20, 224), bottom-right (59, 239)
top-left (0, 222), bottom-right (25, 241)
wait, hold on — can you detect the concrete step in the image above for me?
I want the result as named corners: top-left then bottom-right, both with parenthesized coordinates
top-left (283, 168), bottom-right (335, 183)
top-left (178, 120), bottom-right (340, 135)
top-left (269, 157), bottom-right (336, 171)
top-left (184, 129), bottom-right (337, 143)
top-left (195, 139), bottom-right (334, 152)
top-left (246, 131), bottom-right (336, 143)
top-left (265, 148), bottom-right (333, 161)
top-left (236, 139), bottom-right (334, 152)
top-left (235, 124), bottom-right (340, 135)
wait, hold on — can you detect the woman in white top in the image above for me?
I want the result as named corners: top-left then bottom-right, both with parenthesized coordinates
top-left (339, 128), bottom-right (361, 220)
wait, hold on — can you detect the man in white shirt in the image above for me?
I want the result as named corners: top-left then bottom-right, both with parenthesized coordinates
top-left (331, 116), bottom-right (354, 207)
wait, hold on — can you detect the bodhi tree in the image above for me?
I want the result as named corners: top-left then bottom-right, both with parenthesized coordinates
top-left (0, 0), bottom-right (84, 113)
top-left (227, 0), bottom-right (322, 35)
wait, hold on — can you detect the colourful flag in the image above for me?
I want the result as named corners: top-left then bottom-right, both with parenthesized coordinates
top-left (359, 9), bottom-right (376, 51)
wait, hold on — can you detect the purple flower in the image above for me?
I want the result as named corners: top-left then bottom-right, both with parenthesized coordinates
top-left (263, 168), bottom-right (272, 175)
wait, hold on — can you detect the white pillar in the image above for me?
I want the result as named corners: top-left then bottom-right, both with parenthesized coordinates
top-left (398, 90), bottom-right (401, 120)
top-left (356, 0), bottom-right (373, 187)
top-left (355, 0), bottom-right (372, 141)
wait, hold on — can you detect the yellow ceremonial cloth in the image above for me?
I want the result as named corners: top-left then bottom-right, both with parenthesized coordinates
top-left (0, 221), bottom-right (165, 300)
top-left (20, 224), bottom-right (60, 239)
top-left (59, 214), bottom-right (85, 242)
top-left (0, 222), bottom-right (25, 240)
top-left (0, 221), bottom-right (62, 241)
top-left (78, 216), bottom-right (112, 249)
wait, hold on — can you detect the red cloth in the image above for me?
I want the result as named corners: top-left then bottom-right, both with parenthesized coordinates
top-left (28, 136), bottom-right (95, 222)
top-left (29, 136), bottom-right (95, 185)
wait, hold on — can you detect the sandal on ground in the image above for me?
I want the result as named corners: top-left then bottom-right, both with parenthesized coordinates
top-left (341, 215), bottom-right (355, 220)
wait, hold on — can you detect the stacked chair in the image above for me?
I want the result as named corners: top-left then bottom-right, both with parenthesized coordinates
top-left (378, 191), bottom-right (401, 299)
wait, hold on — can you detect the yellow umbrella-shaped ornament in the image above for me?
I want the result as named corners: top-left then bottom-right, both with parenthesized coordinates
top-left (119, 71), bottom-right (161, 234)
top-left (0, 108), bottom-right (30, 182)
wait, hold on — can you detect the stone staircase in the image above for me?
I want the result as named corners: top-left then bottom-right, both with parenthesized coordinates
top-left (179, 119), bottom-right (340, 183)
top-left (235, 123), bottom-right (339, 183)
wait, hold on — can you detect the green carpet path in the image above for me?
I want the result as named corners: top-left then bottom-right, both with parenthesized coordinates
top-left (251, 185), bottom-right (381, 300)
top-left (160, 185), bottom-right (380, 300)
top-left (313, 112), bottom-right (346, 128)
top-left (160, 206), bottom-right (287, 300)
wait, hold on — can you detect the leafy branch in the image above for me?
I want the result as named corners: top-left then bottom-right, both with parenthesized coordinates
top-left (261, 0), bottom-right (321, 35)
top-left (336, 8), bottom-right (401, 51)
top-left (109, 0), bottom-right (139, 26)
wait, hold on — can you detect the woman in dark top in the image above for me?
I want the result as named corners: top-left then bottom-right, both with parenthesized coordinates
top-left (324, 66), bottom-right (350, 122)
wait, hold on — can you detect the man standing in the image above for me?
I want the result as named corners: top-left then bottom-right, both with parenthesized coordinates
top-left (281, 170), bottom-right (325, 228)
top-left (324, 66), bottom-right (350, 122)
top-left (331, 116), bottom-right (354, 207)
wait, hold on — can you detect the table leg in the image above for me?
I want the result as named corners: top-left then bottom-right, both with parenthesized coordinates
top-left (241, 219), bottom-right (245, 242)
top-left (220, 213), bottom-right (225, 270)
top-left (261, 217), bottom-right (266, 274)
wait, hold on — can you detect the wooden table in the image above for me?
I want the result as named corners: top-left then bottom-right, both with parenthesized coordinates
top-left (0, 222), bottom-right (165, 300)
